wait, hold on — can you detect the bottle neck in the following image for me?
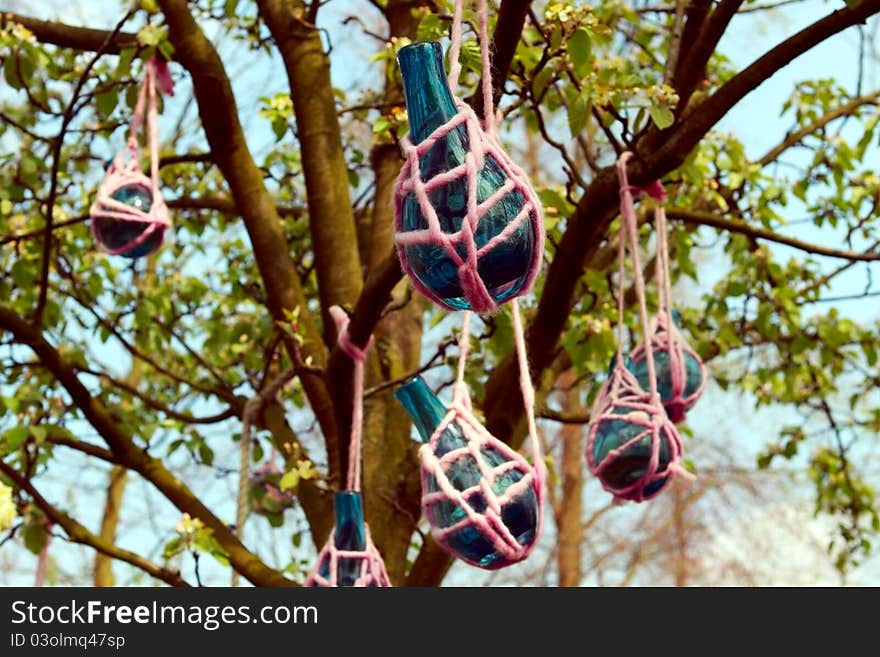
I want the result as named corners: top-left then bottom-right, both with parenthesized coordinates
top-left (333, 491), bottom-right (366, 551)
top-left (393, 375), bottom-right (447, 443)
top-left (397, 41), bottom-right (458, 144)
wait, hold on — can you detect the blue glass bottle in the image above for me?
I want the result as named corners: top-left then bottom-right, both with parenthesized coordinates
top-left (314, 491), bottom-right (367, 587)
top-left (628, 311), bottom-right (703, 409)
top-left (93, 183), bottom-right (162, 258)
top-left (590, 407), bottom-right (672, 499)
top-left (394, 375), bottom-right (539, 568)
top-left (396, 42), bottom-right (538, 310)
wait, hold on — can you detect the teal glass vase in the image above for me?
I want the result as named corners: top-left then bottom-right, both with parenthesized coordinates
top-left (314, 491), bottom-right (367, 587)
top-left (93, 183), bottom-right (162, 258)
top-left (590, 407), bottom-right (672, 499)
top-left (395, 41), bottom-right (539, 310)
top-left (627, 311), bottom-right (704, 422)
top-left (393, 375), bottom-right (539, 569)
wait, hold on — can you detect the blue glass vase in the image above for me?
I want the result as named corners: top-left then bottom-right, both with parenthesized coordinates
top-left (314, 491), bottom-right (367, 587)
top-left (396, 42), bottom-right (538, 310)
top-left (590, 407), bottom-right (672, 499)
top-left (93, 183), bottom-right (162, 259)
top-left (394, 375), bottom-right (539, 568)
top-left (627, 311), bottom-right (703, 410)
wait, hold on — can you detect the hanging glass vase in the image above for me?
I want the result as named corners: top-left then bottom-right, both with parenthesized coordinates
top-left (306, 491), bottom-right (390, 587)
top-left (393, 41), bottom-right (543, 313)
top-left (394, 375), bottom-right (540, 569)
top-left (627, 310), bottom-right (707, 423)
top-left (586, 362), bottom-right (683, 502)
top-left (91, 177), bottom-right (164, 259)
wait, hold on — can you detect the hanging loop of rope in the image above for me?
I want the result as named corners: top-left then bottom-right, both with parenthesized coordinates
top-left (329, 306), bottom-right (374, 493)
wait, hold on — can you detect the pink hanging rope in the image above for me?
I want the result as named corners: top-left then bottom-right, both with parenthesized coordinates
top-left (585, 153), bottom-right (693, 503)
top-left (628, 198), bottom-right (707, 422)
top-left (304, 306), bottom-right (391, 587)
top-left (392, 0), bottom-right (545, 315)
top-left (418, 301), bottom-right (544, 568)
top-left (90, 57), bottom-right (172, 257)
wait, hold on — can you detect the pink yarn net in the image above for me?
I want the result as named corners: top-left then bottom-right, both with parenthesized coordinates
top-left (586, 364), bottom-right (688, 503)
top-left (392, 0), bottom-right (545, 315)
top-left (628, 196), bottom-right (707, 423)
top-left (393, 99), bottom-right (545, 314)
top-left (90, 57), bottom-right (172, 257)
top-left (419, 307), bottom-right (544, 569)
top-left (585, 153), bottom-right (693, 503)
top-left (304, 306), bottom-right (391, 587)
top-left (305, 523), bottom-right (391, 588)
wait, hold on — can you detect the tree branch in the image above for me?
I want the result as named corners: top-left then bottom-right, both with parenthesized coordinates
top-left (0, 461), bottom-right (189, 587)
top-left (0, 12), bottom-right (138, 54)
top-left (758, 90), bottom-right (880, 166)
top-left (649, 1), bottom-right (880, 177)
top-left (156, 0), bottom-right (338, 472)
top-left (668, 207), bottom-right (880, 261)
top-left (670, 0), bottom-right (746, 111)
top-left (257, 0), bottom-right (364, 337)
top-left (33, 10), bottom-right (134, 327)
top-left (0, 303), bottom-right (293, 586)
top-left (166, 195), bottom-right (303, 218)
top-left (470, 0), bottom-right (534, 117)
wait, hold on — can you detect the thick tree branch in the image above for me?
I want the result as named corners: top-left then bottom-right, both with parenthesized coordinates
top-left (649, 1), bottom-right (880, 176)
top-left (0, 303), bottom-right (293, 586)
top-left (156, 0), bottom-right (338, 473)
top-left (257, 0), bottom-right (364, 333)
top-left (0, 461), bottom-right (188, 587)
top-left (0, 12), bottom-right (138, 54)
top-left (670, 0), bottom-right (746, 111)
top-left (94, 466), bottom-right (128, 586)
top-left (668, 207), bottom-right (880, 261)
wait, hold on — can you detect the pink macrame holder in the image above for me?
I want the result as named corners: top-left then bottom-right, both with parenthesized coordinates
top-left (304, 306), bottom-right (391, 588)
top-left (585, 153), bottom-right (694, 503)
top-left (90, 57), bottom-right (172, 257)
top-left (628, 193), bottom-right (707, 423)
top-left (305, 523), bottom-right (390, 587)
top-left (393, 99), bottom-right (545, 315)
top-left (392, 0), bottom-right (545, 315)
top-left (419, 308), bottom-right (544, 569)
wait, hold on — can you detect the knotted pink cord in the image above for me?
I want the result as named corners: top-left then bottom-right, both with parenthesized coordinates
top-left (90, 57), bottom-right (172, 256)
top-left (393, 0), bottom-right (545, 314)
top-left (627, 175), bottom-right (707, 422)
top-left (304, 306), bottom-right (391, 587)
top-left (584, 153), bottom-right (693, 503)
top-left (329, 305), bottom-right (373, 493)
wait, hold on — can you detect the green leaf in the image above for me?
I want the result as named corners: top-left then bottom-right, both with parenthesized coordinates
top-left (280, 470), bottom-right (300, 492)
top-left (4, 55), bottom-right (22, 89)
top-left (3, 426), bottom-right (29, 451)
top-left (568, 28), bottom-right (592, 79)
top-left (22, 522), bottom-right (48, 555)
top-left (95, 90), bottom-right (118, 117)
top-left (567, 87), bottom-right (591, 137)
top-left (162, 536), bottom-right (183, 560)
top-left (649, 104), bottom-right (674, 130)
